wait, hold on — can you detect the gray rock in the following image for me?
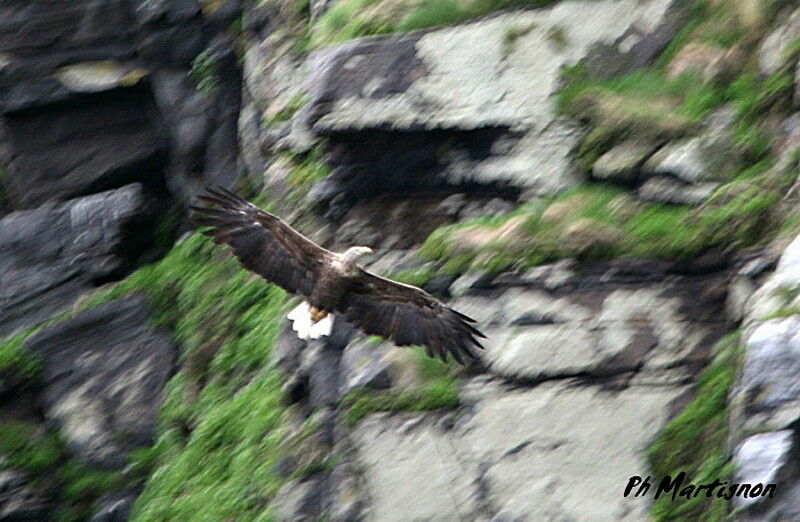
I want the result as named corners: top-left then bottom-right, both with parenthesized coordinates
top-left (643, 135), bottom-right (734, 183)
top-left (637, 176), bottom-right (718, 205)
top-left (340, 338), bottom-right (392, 396)
top-left (758, 8), bottom-right (800, 76)
top-left (300, 342), bottom-right (344, 409)
top-left (0, 184), bottom-right (148, 337)
top-left (591, 141), bottom-right (659, 181)
top-left (0, 0), bottom-right (136, 112)
top-left (273, 479), bottom-right (321, 522)
top-left (301, 0), bottom-right (687, 207)
top-left (90, 488), bottom-right (138, 522)
top-left (25, 295), bottom-right (177, 469)
top-left (459, 198), bottom-right (516, 221)
top-left (455, 276), bottom-right (727, 382)
top-left (3, 87), bottom-right (168, 209)
top-left (775, 113), bottom-right (800, 174)
top-left (733, 317), bottom-right (800, 432)
top-left (350, 380), bottom-right (686, 521)
top-left (0, 468), bottom-right (49, 521)
top-left (734, 431), bottom-right (793, 509)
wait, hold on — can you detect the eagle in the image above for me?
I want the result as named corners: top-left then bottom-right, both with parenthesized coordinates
top-left (189, 187), bottom-right (485, 364)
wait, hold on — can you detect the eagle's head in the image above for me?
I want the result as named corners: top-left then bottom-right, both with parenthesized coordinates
top-left (341, 246), bottom-right (374, 267)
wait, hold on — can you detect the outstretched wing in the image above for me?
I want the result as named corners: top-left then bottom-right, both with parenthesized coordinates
top-left (189, 187), bottom-right (331, 297)
top-left (337, 271), bottom-right (486, 364)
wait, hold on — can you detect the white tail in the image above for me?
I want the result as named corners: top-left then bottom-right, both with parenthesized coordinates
top-left (287, 302), bottom-right (334, 340)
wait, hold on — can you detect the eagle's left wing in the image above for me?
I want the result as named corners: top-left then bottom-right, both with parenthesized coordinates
top-left (337, 270), bottom-right (486, 364)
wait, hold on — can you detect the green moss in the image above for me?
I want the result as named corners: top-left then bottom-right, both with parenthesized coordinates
top-left (70, 232), bottom-right (294, 521)
top-left (190, 50), bottom-right (218, 96)
top-left (558, 70), bottom-right (725, 141)
top-left (648, 333), bottom-right (741, 521)
top-left (0, 422), bottom-right (121, 522)
top-left (0, 333), bottom-right (41, 388)
top-left (422, 163), bottom-right (787, 275)
top-left (310, 0), bottom-right (563, 49)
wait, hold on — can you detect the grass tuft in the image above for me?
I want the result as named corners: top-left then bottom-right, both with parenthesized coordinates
top-left (647, 333), bottom-right (741, 521)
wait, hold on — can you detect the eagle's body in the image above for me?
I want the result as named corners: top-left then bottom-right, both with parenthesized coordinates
top-left (190, 187), bottom-right (485, 364)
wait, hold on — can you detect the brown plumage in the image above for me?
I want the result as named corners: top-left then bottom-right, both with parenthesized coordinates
top-left (190, 187), bottom-right (485, 364)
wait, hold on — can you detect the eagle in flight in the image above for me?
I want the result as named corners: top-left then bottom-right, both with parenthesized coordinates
top-left (190, 187), bottom-right (485, 364)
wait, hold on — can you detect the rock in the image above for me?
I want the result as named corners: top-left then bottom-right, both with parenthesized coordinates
top-left (643, 133), bottom-right (735, 183)
top-left (591, 141), bottom-right (659, 182)
top-left (0, 0), bottom-right (241, 208)
top-left (25, 295), bottom-right (177, 469)
top-left (796, 62), bottom-right (800, 109)
top-left (90, 488), bottom-right (139, 522)
top-left (732, 232), bottom-right (800, 522)
top-left (775, 113), bottom-right (800, 174)
top-left (732, 317), bottom-right (800, 433)
top-left (0, 0), bottom-right (137, 112)
top-left (459, 198), bottom-right (516, 221)
top-left (726, 276), bottom-right (757, 324)
top-left (3, 86), bottom-right (168, 209)
top-left (273, 478), bottom-right (325, 522)
top-left (666, 42), bottom-right (741, 83)
top-left (449, 272), bottom-right (495, 298)
top-left (734, 431), bottom-right (793, 509)
top-left (327, 463), bottom-right (364, 522)
top-left (758, 8), bottom-right (800, 76)
top-left (637, 176), bottom-right (718, 205)
top-left (0, 184), bottom-right (149, 337)
top-left (340, 338), bottom-right (392, 396)
top-left (54, 61), bottom-right (149, 93)
top-left (302, 0), bottom-right (687, 208)
top-left (300, 342), bottom-right (343, 409)
top-left (350, 379), bottom-right (686, 521)
top-left (0, 468), bottom-right (49, 521)
top-left (454, 274), bottom-right (727, 382)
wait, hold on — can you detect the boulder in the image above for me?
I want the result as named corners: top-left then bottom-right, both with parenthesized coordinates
top-left (0, 184), bottom-right (148, 337)
top-left (733, 317), bottom-right (800, 433)
top-left (340, 338), bottom-right (392, 396)
top-left (453, 272), bottom-right (728, 382)
top-left (301, 0), bottom-right (688, 209)
top-left (0, 0), bottom-right (137, 112)
top-left (25, 295), bottom-right (177, 469)
top-left (637, 176), bottom-right (718, 205)
top-left (734, 431), bottom-right (794, 509)
top-left (643, 136), bottom-right (732, 183)
top-left (758, 8), bottom-right (800, 76)
top-left (591, 141), bottom-right (659, 182)
top-left (3, 86), bottom-right (168, 209)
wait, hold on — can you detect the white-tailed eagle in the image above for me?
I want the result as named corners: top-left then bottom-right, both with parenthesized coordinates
top-left (190, 187), bottom-right (485, 364)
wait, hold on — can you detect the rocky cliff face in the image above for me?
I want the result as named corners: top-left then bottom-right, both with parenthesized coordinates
top-left (1, 0), bottom-right (800, 520)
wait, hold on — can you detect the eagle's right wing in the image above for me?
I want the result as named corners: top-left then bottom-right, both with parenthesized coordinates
top-left (337, 270), bottom-right (485, 364)
top-left (190, 187), bottom-right (330, 298)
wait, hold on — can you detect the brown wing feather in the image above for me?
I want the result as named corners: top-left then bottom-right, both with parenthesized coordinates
top-left (336, 270), bottom-right (486, 364)
top-left (189, 186), bottom-right (331, 297)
